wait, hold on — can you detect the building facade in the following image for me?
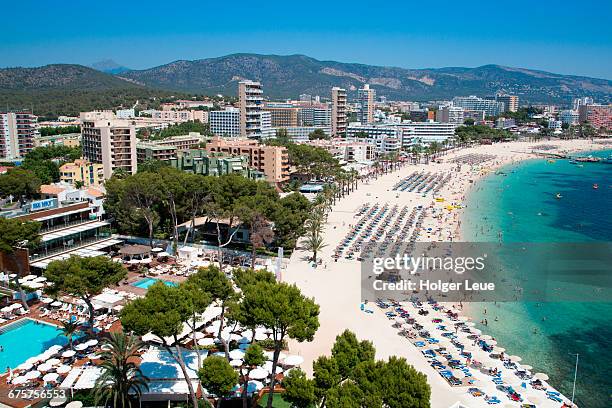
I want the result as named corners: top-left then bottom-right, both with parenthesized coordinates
top-left (0, 111), bottom-right (36, 160)
top-left (436, 106), bottom-right (465, 124)
top-left (239, 80), bottom-right (265, 138)
top-left (206, 136), bottom-right (289, 183)
top-left (357, 84), bottom-right (376, 124)
top-left (80, 111), bottom-right (138, 179)
top-left (170, 150), bottom-right (265, 180)
top-left (560, 110), bottom-right (579, 125)
top-left (209, 108), bottom-right (241, 137)
top-left (136, 142), bottom-right (177, 162)
top-left (264, 104), bottom-right (300, 127)
top-left (578, 104), bottom-right (612, 130)
top-left (453, 96), bottom-right (504, 117)
top-left (331, 87), bottom-right (347, 136)
top-left (59, 159), bottom-right (105, 187)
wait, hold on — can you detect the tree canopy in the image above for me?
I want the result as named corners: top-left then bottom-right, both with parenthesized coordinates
top-left (0, 167), bottom-right (41, 200)
top-left (198, 356), bottom-right (239, 408)
top-left (21, 145), bottom-right (82, 184)
top-left (284, 330), bottom-right (431, 408)
top-left (45, 255), bottom-right (127, 329)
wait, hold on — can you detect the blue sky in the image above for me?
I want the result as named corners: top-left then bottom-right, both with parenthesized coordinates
top-left (1, 0), bottom-right (611, 79)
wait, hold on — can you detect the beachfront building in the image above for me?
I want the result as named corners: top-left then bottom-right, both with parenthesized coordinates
top-left (170, 149), bottom-right (265, 180)
top-left (34, 132), bottom-right (81, 148)
top-left (0, 111), bottom-right (36, 160)
top-left (209, 108), bottom-right (240, 137)
top-left (452, 96), bottom-right (504, 117)
top-left (0, 185), bottom-right (119, 273)
top-left (436, 106), bottom-right (465, 124)
top-left (59, 159), bottom-right (105, 187)
top-left (331, 87), bottom-right (347, 136)
top-left (358, 84), bottom-right (376, 124)
top-left (304, 138), bottom-right (374, 162)
top-left (80, 111), bottom-right (138, 179)
top-left (560, 110), bottom-right (579, 125)
top-left (578, 104), bottom-right (612, 130)
top-left (396, 121), bottom-right (457, 146)
top-left (205, 136), bottom-right (290, 184)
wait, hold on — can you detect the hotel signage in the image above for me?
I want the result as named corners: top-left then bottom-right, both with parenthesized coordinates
top-left (30, 198), bottom-right (58, 212)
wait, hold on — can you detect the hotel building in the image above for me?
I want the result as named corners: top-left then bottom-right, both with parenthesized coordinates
top-left (239, 80), bottom-right (266, 138)
top-left (59, 159), bottom-right (105, 187)
top-left (357, 84), bottom-right (376, 124)
top-left (331, 87), bottom-right (347, 136)
top-left (0, 111), bottom-right (36, 160)
top-left (80, 111), bottom-right (138, 179)
top-left (205, 136), bottom-right (290, 184)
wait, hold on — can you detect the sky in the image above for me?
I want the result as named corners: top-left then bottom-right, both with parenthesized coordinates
top-left (1, 0), bottom-right (611, 79)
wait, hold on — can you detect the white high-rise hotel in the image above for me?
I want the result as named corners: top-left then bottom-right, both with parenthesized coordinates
top-left (358, 84), bottom-right (376, 124)
top-left (239, 80), bottom-right (272, 139)
top-left (331, 87), bottom-right (347, 136)
top-left (0, 111), bottom-right (36, 160)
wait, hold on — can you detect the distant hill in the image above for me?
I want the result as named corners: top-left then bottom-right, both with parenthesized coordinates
top-left (90, 59), bottom-right (131, 75)
top-left (120, 53), bottom-right (612, 104)
top-left (0, 64), bottom-right (184, 118)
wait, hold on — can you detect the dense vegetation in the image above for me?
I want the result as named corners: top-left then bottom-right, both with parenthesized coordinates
top-left (282, 330), bottom-right (431, 408)
top-left (21, 145), bottom-right (82, 184)
top-left (455, 124), bottom-right (515, 143)
top-left (39, 125), bottom-right (81, 136)
top-left (104, 168), bottom-right (312, 251)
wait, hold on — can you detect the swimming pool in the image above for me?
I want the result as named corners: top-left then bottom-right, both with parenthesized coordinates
top-left (0, 318), bottom-right (70, 369)
top-left (131, 277), bottom-right (178, 289)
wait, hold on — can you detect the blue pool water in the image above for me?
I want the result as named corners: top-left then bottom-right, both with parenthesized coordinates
top-left (131, 277), bottom-right (178, 289)
top-left (462, 149), bottom-right (612, 408)
top-left (0, 318), bottom-right (70, 369)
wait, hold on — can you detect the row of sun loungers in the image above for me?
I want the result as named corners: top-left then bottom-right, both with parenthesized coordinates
top-left (393, 171), bottom-right (452, 195)
top-left (450, 153), bottom-right (497, 165)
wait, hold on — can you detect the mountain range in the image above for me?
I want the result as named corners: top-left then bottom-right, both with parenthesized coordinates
top-left (118, 54), bottom-right (612, 103)
top-left (1, 54), bottom-right (611, 117)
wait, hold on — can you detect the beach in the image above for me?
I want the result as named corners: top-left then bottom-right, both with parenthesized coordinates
top-left (283, 138), bottom-right (608, 408)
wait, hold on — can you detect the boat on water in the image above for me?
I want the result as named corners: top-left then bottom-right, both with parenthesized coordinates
top-left (601, 156), bottom-right (612, 164)
top-left (593, 184), bottom-right (599, 190)
top-left (547, 159), bottom-right (556, 163)
top-left (575, 155), bottom-right (600, 163)
top-left (555, 193), bottom-right (562, 199)
top-left (569, 159), bottom-right (577, 164)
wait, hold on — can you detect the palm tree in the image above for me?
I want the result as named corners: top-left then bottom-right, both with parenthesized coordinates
top-left (303, 209), bottom-right (326, 263)
top-left (93, 332), bottom-right (149, 408)
top-left (59, 320), bottom-right (82, 349)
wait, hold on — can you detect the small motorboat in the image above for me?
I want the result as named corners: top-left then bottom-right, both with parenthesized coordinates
top-left (555, 193), bottom-right (562, 199)
top-left (593, 184), bottom-right (599, 189)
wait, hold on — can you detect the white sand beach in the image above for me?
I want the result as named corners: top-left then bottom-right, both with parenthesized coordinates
top-left (283, 139), bottom-right (606, 408)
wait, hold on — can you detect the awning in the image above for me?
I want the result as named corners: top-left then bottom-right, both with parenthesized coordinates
top-left (41, 221), bottom-right (110, 243)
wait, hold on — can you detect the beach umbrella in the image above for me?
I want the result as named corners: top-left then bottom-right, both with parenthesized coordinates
top-left (47, 358), bottom-right (61, 366)
top-left (263, 361), bottom-right (283, 375)
top-left (471, 328), bottom-right (482, 335)
top-left (65, 402), bottom-right (84, 408)
top-left (86, 339), bottom-right (99, 347)
top-left (534, 373), bottom-right (549, 381)
top-left (283, 355), bottom-right (304, 366)
top-left (229, 350), bottom-right (245, 360)
top-left (40, 297), bottom-right (54, 304)
top-left (492, 346), bottom-right (505, 354)
top-left (43, 372), bottom-right (60, 383)
top-left (465, 321), bottom-right (476, 327)
top-left (56, 365), bottom-right (71, 374)
top-left (49, 396), bottom-right (68, 407)
top-left (47, 345), bottom-right (63, 353)
top-left (480, 334), bottom-right (492, 340)
top-left (197, 338), bottom-right (215, 347)
top-left (62, 350), bottom-right (76, 358)
top-left (230, 359), bottom-right (243, 367)
top-left (487, 339), bottom-right (497, 346)
top-left (87, 352), bottom-right (100, 360)
top-left (521, 364), bottom-right (533, 371)
top-left (24, 370), bottom-right (41, 380)
top-left (50, 301), bottom-right (62, 307)
top-left (38, 363), bottom-right (53, 372)
top-left (508, 355), bottom-right (522, 363)
top-left (193, 331), bottom-right (206, 340)
top-left (11, 376), bottom-right (27, 385)
top-left (249, 368), bottom-right (268, 380)
top-left (25, 357), bottom-right (40, 365)
top-left (152, 247), bottom-right (164, 252)
top-left (16, 362), bottom-right (33, 371)
top-left (74, 343), bottom-right (88, 351)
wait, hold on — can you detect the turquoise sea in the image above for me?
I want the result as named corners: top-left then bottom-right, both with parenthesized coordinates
top-left (462, 149), bottom-right (612, 408)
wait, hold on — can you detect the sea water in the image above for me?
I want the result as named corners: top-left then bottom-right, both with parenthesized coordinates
top-left (462, 149), bottom-right (612, 408)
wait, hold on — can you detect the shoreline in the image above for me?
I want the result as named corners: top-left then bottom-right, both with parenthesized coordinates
top-left (283, 138), bottom-right (610, 408)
